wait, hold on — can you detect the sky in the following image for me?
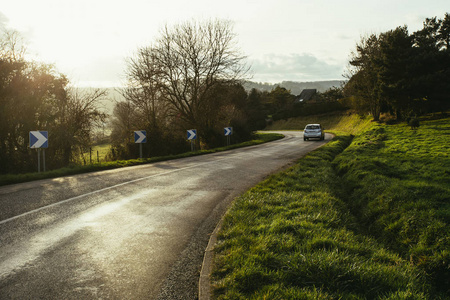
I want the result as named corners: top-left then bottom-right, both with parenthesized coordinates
top-left (0, 0), bottom-right (448, 87)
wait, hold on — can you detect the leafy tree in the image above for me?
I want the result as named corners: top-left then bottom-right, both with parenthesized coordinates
top-left (245, 88), bottom-right (268, 131)
top-left (438, 13), bottom-right (450, 50)
top-left (412, 14), bottom-right (450, 114)
top-left (317, 86), bottom-right (344, 102)
top-left (0, 30), bottom-right (106, 173)
top-left (266, 86), bottom-right (295, 121)
top-left (345, 34), bottom-right (384, 120)
top-left (345, 13), bottom-right (450, 121)
top-left (378, 26), bottom-right (414, 120)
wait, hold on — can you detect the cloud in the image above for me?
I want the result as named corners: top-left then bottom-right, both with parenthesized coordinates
top-left (248, 53), bottom-right (345, 83)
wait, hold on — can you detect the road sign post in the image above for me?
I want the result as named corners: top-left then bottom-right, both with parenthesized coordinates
top-left (37, 149), bottom-right (41, 173)
top-left (224, 127), bottom-right (233, 146)
top-left (134, 130), bottom-right (147, 159)
top-left (30, 131), bottom-right (48, 173)
top-left (43, 149), bottom-right (46, 172)
top-left (187, 129), bottom-right (197, 151)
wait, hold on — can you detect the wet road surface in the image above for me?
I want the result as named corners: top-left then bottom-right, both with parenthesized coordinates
top-left (0, 132), bottom-right (329, 299)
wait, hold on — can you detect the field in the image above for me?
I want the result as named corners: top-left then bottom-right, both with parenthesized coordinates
top-left (265, 110), bottom-right (373, 135)
top-left (211, 113), bottom-right (449, 299)
top-left (80, 143), bottom-right (111, 164)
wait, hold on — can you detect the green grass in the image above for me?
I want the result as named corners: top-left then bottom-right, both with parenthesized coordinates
top-left (78, 143), bottom-right (112, 164)
top-left (0, 132), bottom-right (283, 186)
top-left (333, 117), bottom-right (450, 295)
top-left (212, 114), bottom-right (450, 299)
top-left (265, 110), bottom-right (373, 135)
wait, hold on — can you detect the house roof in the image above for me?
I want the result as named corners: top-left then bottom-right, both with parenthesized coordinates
top-left (296, 89), bottom-right (317, 102)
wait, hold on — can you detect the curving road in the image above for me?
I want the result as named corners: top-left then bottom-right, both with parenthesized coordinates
top-left (0, 131), bottom-right (330, 299)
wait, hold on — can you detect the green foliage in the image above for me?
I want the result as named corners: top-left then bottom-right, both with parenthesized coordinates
top-left (0, 31), bottom-right (107, 174)
top-left (345, 13), bottom-right (450, 121)
top-left (408, 118), bottom-right (420, 129)
top-left (212, 114), bottom-right (450, 299)
top-left (333, 116), bottom-right (450, 295)
top-left (212, 131), bottom-right (436, 299)
top-left (266, 110), bottom-right (372, 135)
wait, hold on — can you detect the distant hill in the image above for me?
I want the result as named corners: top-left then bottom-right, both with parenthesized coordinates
top-left (243, 80), bottom-right (344, 95)
top-left (78, 81), bottom-right (345, 116)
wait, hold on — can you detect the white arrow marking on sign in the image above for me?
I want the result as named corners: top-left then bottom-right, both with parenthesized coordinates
top-left (225, 127), bottom-right (232, 136)
top-left (30, 131), bottom-right (48, 148)
top-left (135, 131), bottom-right (146, 143)
top-left (187, 130), bottom-right (196, 140)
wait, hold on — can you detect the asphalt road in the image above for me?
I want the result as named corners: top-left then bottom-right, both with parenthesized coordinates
top-left (0, 132), bottom-right (330, 299)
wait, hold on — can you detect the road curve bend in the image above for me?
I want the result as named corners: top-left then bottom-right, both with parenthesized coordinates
top-left (0, 131), bottom-right (330, 299)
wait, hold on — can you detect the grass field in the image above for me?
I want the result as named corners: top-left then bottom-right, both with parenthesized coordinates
top-left (265, 110), bottom-right (373, 135)
top-left (80, 143), bottom-right (112, 164)
top-left (211, 113), bottom-right (449, 299)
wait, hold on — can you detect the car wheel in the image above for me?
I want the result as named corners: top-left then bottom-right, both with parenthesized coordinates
top-left (304, 137), bottom-right (307, 141)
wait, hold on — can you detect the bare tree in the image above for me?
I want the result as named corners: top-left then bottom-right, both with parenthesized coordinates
top-left (0, 29), bottom-right (26, 62)
top-left (110, 99), bottom-right (135, 146)
top-left (54, 88), bottom-right (108, 165)
top-left (153, 19), bottom-right (249, 141)
top-left (119, 19), bottom-right (249, 151)
top-left (123, 46), bottom-right (167, 131)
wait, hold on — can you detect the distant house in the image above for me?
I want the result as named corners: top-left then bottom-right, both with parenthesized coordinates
top-left (294, 89), bottom-right (317, 103)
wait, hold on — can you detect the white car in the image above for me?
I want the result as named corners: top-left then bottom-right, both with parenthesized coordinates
top-left (303, 124), bottom-right (324, 141)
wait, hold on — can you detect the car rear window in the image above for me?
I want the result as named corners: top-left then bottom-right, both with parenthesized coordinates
top-left (306, 125), bottom-right (320, 129)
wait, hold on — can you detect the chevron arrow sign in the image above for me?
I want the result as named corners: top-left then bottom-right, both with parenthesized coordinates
top-left (224, 127), bottom-right (232, 136)
top-left (29, 131), bottom-right (48, 149)
top-left (134, 130), bottom-right (147, 143)
top-left (187, 129), bottom-right (197, 140)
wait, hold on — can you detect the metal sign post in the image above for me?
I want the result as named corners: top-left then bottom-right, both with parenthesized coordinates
top-left (187, 129), bottom-right (197, 151)
top-left (30, 131), bottom-right (48, 173)
top-left (134, 130), bottom-right (147, 159)
top-left (224, 127), bottom-right (233, 146)
top-left (37, 149), bottom-right (41, 173)
top-left (43, 148), bottom-right (46, 172)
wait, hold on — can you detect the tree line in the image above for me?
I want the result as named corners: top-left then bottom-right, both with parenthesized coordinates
top-left (2, 14), bottom-right (449, 174)
top-left (344, 13), bottom-right (450, 121)
top-left (109, 19), bottom-right (332, 160)
top-left (0, 20), bottom-right (303, 173)
top-left (0, 30), bottom-right (107, 174)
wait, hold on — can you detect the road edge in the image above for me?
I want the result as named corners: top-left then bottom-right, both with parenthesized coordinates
top-left (198, 216), bottom-right (223, 300)
top-left (198, 133), bottom-right (335, 299)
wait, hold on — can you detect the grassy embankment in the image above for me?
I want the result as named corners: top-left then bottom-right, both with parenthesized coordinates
top-left (0, 132), bottom-right (283, 186)
top-left (211, 112), bottom-right (449, 299)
